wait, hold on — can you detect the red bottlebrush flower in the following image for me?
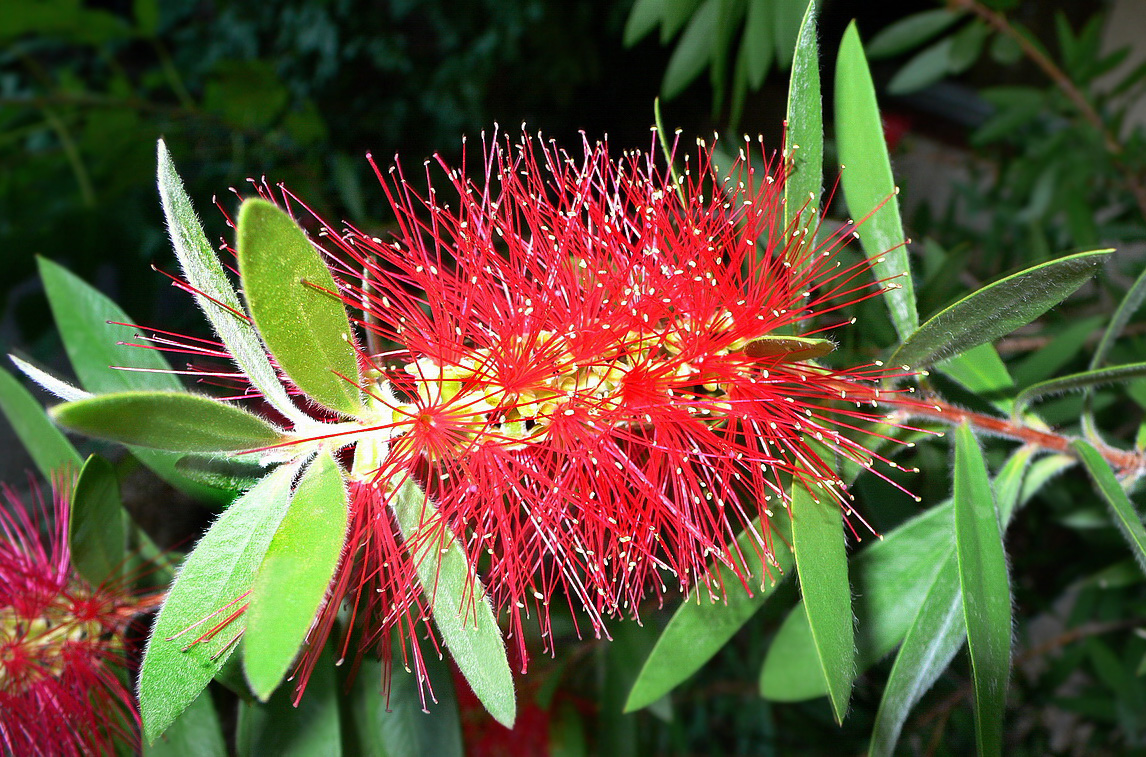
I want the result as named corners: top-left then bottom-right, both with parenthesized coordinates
top-left (289, 129), bottom-right (922, 673)
top-left (0, 476), bottom-right (143, 757)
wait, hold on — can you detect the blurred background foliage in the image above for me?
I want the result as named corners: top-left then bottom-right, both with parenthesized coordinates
top-left (9, 0), bottom-right (1146, 754)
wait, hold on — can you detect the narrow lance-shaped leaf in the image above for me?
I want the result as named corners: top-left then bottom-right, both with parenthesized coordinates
top-left (51, 391), bottom-right (286, 453)
top-left (625, 512), bottom-right (794, 712)
top-left (0, 363), bottom-right (83, 478)
top-left (1013, 362), bottom-right (1146, 420)
top-left (9, 355), bottom-right (90, 402)
top-left (835, 22), bottom-right (919, 342)
top-left (865, 8), bottom-right (966, 59)
top-left (390, 478), bottom-right (516, 728)
top-left (953, 423), bottom-right (1012, 757)
top-left (157, 141), bottom-right (305, 425)
top-left (789, 475), bottom-right (853, 723)
top-left (244, 450), bottom-right (350, 699)
top-left (890, 249), bottom-right (1112, 372)
top-left (237, 199), bottom-right (363, 416)
top-left (349, 653), bottom-right (464, 757)
top-left (783, 0), bottom-right (822, 262)
top-left (70, 454), bottom-right (127, 587)
top-left (1084, 265), bottom-right (1146, 437)
top-left (869, 445), bottom-right (1035, 757)
top-left (145, 689), bottom-right (228, 757)
top-left (238, 646), bottom-right (342, 756)
top-left (139, 462), bottom-right (299, 744)
top-left (1072, 439), bottom-right (1146, 576)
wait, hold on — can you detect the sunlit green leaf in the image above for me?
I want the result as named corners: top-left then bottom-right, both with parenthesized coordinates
top-left (625, 513), bottom-right (793, 712)
top-left (835, 23), bottom-right (919, 342)
top-left (51, 391), bottom-right (285, 453)
top-left (140, 462), bottom-right (298, 744)
top-left (783, 0), bottom-right (821, 263)
top-left (889, 249), bottom-right (1112, 371)
top-left (245, 450), bottom-right (349, 700)
top-left (1072, 439), bottom-right (1146, 576)
top-left (157, 141), bottom-right (304, 425)
top-left (954, 423), bottom-right (1011, 757)
top-left (789, 477), bottom-right (852, 723)
top-left (0, 364), bottom-right (82, 478)
top-left (70, 454), bottom-right (127, 587)
top-left (390, 479), bottom-right (516, 728)
top-left (237, 199), bottom-right (362, 416)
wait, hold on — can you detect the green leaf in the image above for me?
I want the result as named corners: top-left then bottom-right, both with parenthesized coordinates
top-left (789, 477), bottom-right (852, 723)
top-left (743, 0), bottom-right (774, 89)
top-left (625, 513), bottom-right (793, 712)
top-left (1072, 439), bottom-right (1146, 576)
top-left (245, 450), bottom-right (349, 699)
top-left (0, 364), bottom-right (82, 478)
top-left (783, 0), bottom-right (822, 262)
top-left (887, 36), bottom-right (953, 95)
top-left (1091, 261), bottom-right (1146, 371)
top-left (237, 199), bottom-right (362, 416)
top-left (938, 343), bottom-right (1015, 413)
top-left (868, 552), bottom-right (964, 757)
top-left (175, 455), bottom-right (266, 495)
top-left (661, 0), bottom-right (718, 100)
top-left (835, 23), bottom-right (919, 342)
top-left (953, 423), bottom-right (1012, 757)
top-left (889, 249), bottom-right (1112, 371)
top-left (70, 454), bottom-right (127, 587)
top-left (145, 689), bottom-right (227, 757)
top-left (157, 141), bottom-right (304, 425)
top-left (771, 0), bottom-right (805, 69)
top-left (51, 391), bottom-right (285, 453)
top-left (37, 256), bottom-right (222, 502)
top-left (745, 335), bottom-right (833, 360)
top-left (1014, 362), bottom-right (1146, 420)
top-left (1012, 315), bottom-right (1104, 388)
top-left (948, 20), bottom-right (988, 73)
top-left (238, 646), bottom-right (342, 757)
top-left (349, 653), bottom-right (464, 757)
top-left (140, 462), bottom-right (298, 744)
top-left (623, 0), bottom-right (663, 46)
top-left (866, 9), bottom-right (965, 59)
top-left (390, 479), bottom-right (516, 728)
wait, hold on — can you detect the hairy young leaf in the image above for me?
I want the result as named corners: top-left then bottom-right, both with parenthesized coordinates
top-left (70, 454), bottom-right (127, 587)
top-left (244, 450), bottom-right (349, 700)
top-left (51, 391), bottom-right (285, 453)
top-left (391, 479), bottom-right (516, 728)
top-left (1014, 362), bottom-right (1146, 419)
top-left (140, 462), bottom-right (298, 744)
top-left (157, 140), bottom-right (304, 425)
top-left (783, 0), bottom-right (821, 262)
top-left (1073, 439), bottom-right (1146, 575)
top-left (835, 23), bottom-right (919, 342)
top-left (890, 249), bottom-right (1112, 371)
top-left (954, 423), bottom-right (1012, 757)
top-left (237, 199), bottom-right (362, 416)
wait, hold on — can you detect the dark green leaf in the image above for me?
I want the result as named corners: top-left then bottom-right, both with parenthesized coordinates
top-left (1012, 316), bottom-right (1104, 388)
top-left (948, 20), bottom-right (989, 73)
top-left (1015, 362), bottom-right (1146, 420)
top-left (70, 454), bottom-right (127, 587)
top-left (743, 0), bottom-right (773, 89)
top-left (1072, 439), bottom-right (1146, 576)
top-left (889, 249), bottom-right (1112, 371)
top-left (237, 199), bottom-right (362, 416)
top-left (866, 9), bottom-right (965, 59)
top-left (390, 479), bottom-right (516, 727)
top-left (1091, 258), bottom-right (1146, 371)
top-left (661, 0), bottom-right (717, 100)
top-left (37, 256), bottom-right (222, 501)
top-left (350, 652), bottom-right (464, 757)
top-left (0, 364), bottom-right (82, 478)
top-left (140, 462), bottom-right (298, 744)
top-left (51, 391), bottom-right (285, 453)
top-left (624, 0), bottom-right (664, 47)
top-left (953, 423), bottom-right (1012, 757)
top-left (789, 478), bottom-right (852, 723)
top-left (245, 450), bottom-right (349, 699)
top-left (989, 31), bottom-right (1022, 64)
top-left (662, 0), bottom-right (700, 42)
top-left (157, 141), bottom-right (304, 425)
top-left (625, 513), bottom-right (793, 712)
top-left (771, 0), bottom-right (805, 69)
top-left (938, 343), bottom-right (1015, 412)
top-left (887, 36), bottom-right (953, 95)
top-left (835, 23), bottom-right (919, 342)
top-left (783, 0), bottom-right (821, 262)
top-left (145, 689), bottom-right (227, 757)
top-left (237, 647), bottom-right (342, 757)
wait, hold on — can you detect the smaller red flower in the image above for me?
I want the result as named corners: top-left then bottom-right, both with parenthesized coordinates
top-left (0, 475), bottom-right (146, 757)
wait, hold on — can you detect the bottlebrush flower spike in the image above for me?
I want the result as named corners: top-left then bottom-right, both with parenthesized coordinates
top-left (0, 475), bottom-right (144, 757)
